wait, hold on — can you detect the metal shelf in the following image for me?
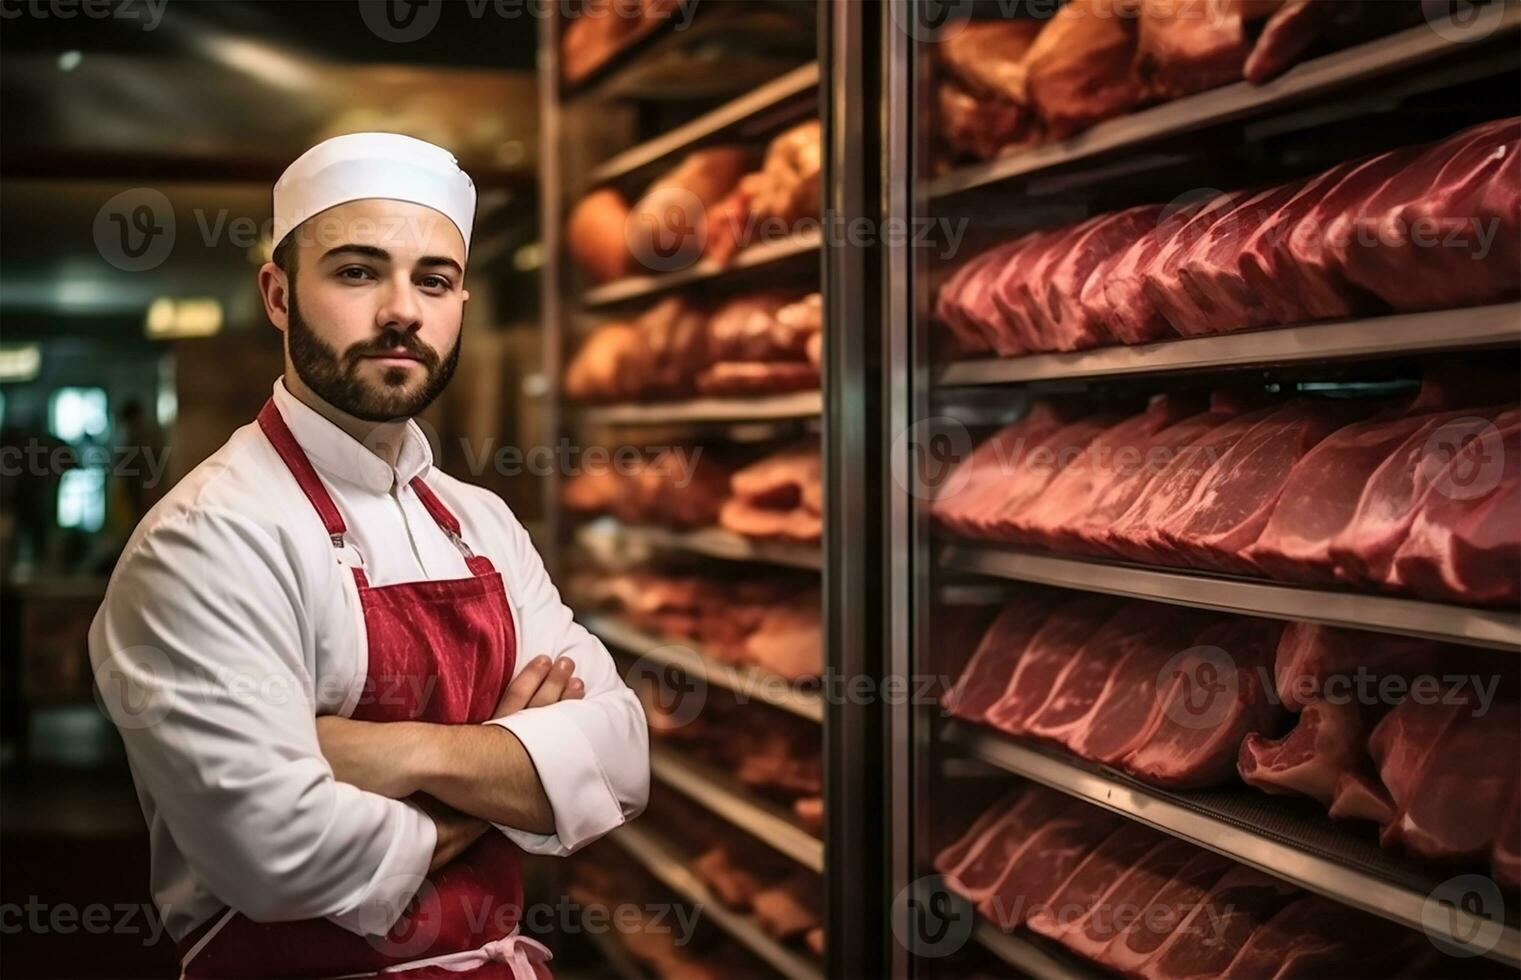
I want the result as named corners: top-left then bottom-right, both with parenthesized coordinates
top-left (579, 521), bottom-right (823, 571)
top-left (580, 229), bottom-right (820, 309)
top-left (650, 743), bottom-right (825, 873)
top-left (971, 919), bottom-right (1092, 980)
top-left (938, 304), bottom-right (1521, 388)
top-left (947, 724), bottom-right (1521, 968)
top-left (609, 823), bottom-right (825, 980)
top-left (575, 390), bottom-right (822, 425)
top-left (587, 62), bottom-right (819, 187)
top-left (940, 544), bottom-right (1521, 652)
top-left (587, 613), bottom-right (824, 723)
top-left (928, 8), bottom-right (1521, 200)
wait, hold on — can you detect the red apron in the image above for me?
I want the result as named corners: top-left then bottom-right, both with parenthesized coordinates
top-left (177, 399), bottom-right (550, 980)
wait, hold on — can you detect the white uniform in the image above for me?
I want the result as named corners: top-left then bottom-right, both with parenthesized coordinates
top-left (88, 378), bottom-right (650, 943)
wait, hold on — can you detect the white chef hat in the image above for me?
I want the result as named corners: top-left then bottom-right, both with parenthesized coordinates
top-left (272, 132), bottom-right (477, 257)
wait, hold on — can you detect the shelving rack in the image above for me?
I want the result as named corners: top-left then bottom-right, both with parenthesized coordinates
top-left (587, 613), bottom-right (825, 723)
top-left (539, 5), bottom-right (851, 976)
top-left (885, 3), bottom-right (1521, 978)
top-left (610, 823), bottom-right (825, 980)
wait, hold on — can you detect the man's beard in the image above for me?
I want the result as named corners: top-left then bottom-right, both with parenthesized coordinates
top-left (287, 290), bottom-right (460, 423)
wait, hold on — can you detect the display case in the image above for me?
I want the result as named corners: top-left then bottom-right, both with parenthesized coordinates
top-left (536, 3), bottom-right (878, 977)
top-left (884, 3), bottom-right (1521, 978)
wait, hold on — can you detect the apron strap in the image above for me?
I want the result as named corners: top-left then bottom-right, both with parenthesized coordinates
top-left (257, 397), bottom-right (492, 574)
top-left (257, 399), bottom-right (348, 545)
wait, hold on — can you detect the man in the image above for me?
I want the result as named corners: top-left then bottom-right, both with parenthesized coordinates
top-left (88, 133), bottom-right (649, 979)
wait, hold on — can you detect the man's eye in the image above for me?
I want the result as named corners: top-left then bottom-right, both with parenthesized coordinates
top-left (420, 275), bottom-right (451, 290)
top-left (338, 266), bottom-right (374, 281)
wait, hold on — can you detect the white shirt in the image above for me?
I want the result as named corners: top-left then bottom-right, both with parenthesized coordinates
top-left (88, 378), bottom-right (649, 944)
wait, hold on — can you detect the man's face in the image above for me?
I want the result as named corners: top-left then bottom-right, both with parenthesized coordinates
top-left (264, 198), bottom-right (470, 422)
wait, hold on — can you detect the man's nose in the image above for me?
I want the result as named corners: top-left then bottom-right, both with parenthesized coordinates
top-left (376, 274), bottom-right (423, 332)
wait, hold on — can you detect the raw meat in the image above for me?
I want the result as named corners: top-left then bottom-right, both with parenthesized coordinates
top-left (1221, 894), bottom-right (1428, 979)
top-left (694, 360), bottom-right (818, 396)
top-left (990, 225), bottom-right (1086, 355)
top-left (974, 411), bottom-right (1133, 542)
top-left (1052, 204), bottom-right (1168, 350)
top-left (1063, 837), bottom-right (1199, 961)
top-left (566, 187), bottom-right (632, 284)
top-left (1330, 406), bottom-right (1513, 590)
top-left (1026, 821), bottom-right (1164, 942)
top-left (1122, 616), bottom-right (1284, 789)
top-left (1001, 394), bottom-right (1207, 549)
top-left (1103, 199), bottom-right (1209, 344)
top-left (1023, 0), bottom-right (1146, 139)
top-left (1138, 865), bottom-right (1298, 980)
top-left (942, 789), bottom-right (1071, 905)
top-left (1238, 697), bottom-right (1365, 806)
top-left (933, 788), bottom-right (1026, 876)
top-left (1494, 782), bottom-right (1520, 890)
top-left (1153, 399), bottom-right (1363, 573)
top-left (1243, 1), bottom-right (1342, 84)
top-left (978, 810), bottom-right (1124, 929)
top-left (932, 402), bottom-right (1078, 537)
top-left (1332, 118), bottom-right (1521, 315)
top-left (1247, 407), bottom-right (1435, 583)
top-left (1064, 606), bottom-right (1212, 766)
top-left (1380, 699), bottom-right (1520, 864)
top-left (1328, 768), bottom-right (1395, 825)
top-left (1099, 849), bottom-right (1234, 975)
top-left (984, 594), bottom-right (1122, 735)
top-left (1391, 409), bottom-right (1520, 606)
top-left (937, 19), bottom-right (1043, 107)
top-left (1141, 189), bottom-right (1254, 337)
top-left (1137, 0), bottom-right (1249, 100)
top-left (941, 594), bottom-right (1054, 723)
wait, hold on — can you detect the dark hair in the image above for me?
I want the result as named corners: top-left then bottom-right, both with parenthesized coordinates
top-left (271, 234), bottom-right (298, 286)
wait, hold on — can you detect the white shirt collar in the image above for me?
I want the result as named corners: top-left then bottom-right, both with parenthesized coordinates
top-left (270, 378), bottom-right (433, 494)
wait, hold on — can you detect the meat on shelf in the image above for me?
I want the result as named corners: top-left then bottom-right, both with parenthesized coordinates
top-left (936, 118), bottom-right (1520, 357)
top-left (571, 566), bottom-right (822, 681)
top-left (944, 595), bottom-right (1519, 884)
top-left (932, 382), bottom-right (1520, 608)
top-left (566, 120), bottom-right (821, 285)
top-left (565, 292), bottom-right (822, 403)
top-left (935, 2), bottom-right (1422, 165)
top-left (564, 438), bottom-right (824, 546)
top-left (935, 783), bottom-right (1453, 978)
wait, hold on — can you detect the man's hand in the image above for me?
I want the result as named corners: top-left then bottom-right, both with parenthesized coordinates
top-left (410, 793), bottom-right (490, 872)
top-left (494, 655), bottom-right (585, 717)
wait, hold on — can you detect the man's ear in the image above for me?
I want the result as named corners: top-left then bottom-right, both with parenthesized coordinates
top-left (461, 286), bottom-right (470, 304)
top-left (258, 261), bottom-right (291, 332)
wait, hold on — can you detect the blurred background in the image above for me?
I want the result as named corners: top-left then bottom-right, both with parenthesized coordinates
top-left (1, 4), bottom-right (543, 974)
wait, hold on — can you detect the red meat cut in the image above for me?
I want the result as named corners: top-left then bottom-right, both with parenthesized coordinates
top-left (1237, 697), bottom-right (1366, 807)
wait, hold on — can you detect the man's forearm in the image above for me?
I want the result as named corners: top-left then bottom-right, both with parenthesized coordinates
top-left (320, 717), bottom-right (557, 834)
top-left (412, 723), bottom-right (556, 834)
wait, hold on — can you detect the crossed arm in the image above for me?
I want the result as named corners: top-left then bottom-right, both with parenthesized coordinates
top-left (315, 654), bottom-right (586, 871)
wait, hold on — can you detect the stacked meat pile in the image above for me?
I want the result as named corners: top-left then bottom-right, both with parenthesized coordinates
top-left (943, 592), bottom-right (1283, 790)
top-left (719, 439), bottom-right (823, 545)
top-left (936, 783), bottom-right (1450, 977)
top-left (936, 2), bottom-right (1417, 163)
top-left (571, 567), bottom-right (823, 680)
top-left (945, 597), bottom-right (1520, 884)
top-left (937, 118), bottom-right (1521, 357)
top-left (561, 446), bottom-right (737, 529)
top-left (565, 121), bottom-right (820, 285)
top-left (932, 384), bottom-right (1521, 607)
top-left (565, 291), bottom-right (822, 402)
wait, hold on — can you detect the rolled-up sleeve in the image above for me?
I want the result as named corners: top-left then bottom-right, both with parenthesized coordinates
top-left (483, 514), bottom-right (649, 855)
top-left (88, 506), bottom-right (435, 936)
